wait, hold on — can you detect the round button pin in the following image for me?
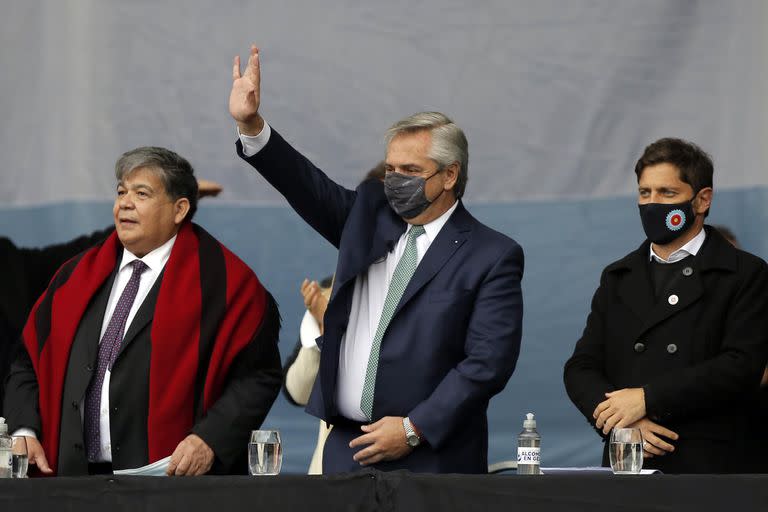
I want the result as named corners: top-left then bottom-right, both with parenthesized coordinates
top-left (668, 294), bottom-right (679, 305)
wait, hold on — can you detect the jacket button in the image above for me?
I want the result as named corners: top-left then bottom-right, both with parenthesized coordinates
top-left (86, 365), bottom-right (93, 372)
top-left (74, 443), bottom-right (83, 451)
top-left (71, 401), bottom-right (79, 410)
top-left (667, 343), bottom-right (678, 354)
top-left (668, 294), bottom-right (679, 305)
top-left (682, 267), bottom-right (693, 276)
top-left (634, 342), bottom-right (646, 353)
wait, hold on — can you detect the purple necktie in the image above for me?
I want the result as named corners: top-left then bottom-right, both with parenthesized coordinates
top-left (84, 259), bottom-right (148, 462)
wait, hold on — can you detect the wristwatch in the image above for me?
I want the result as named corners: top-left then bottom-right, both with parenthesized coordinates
top-left (402, 417), bottom-right (421, 447)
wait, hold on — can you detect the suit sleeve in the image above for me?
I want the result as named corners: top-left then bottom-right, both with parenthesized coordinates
top-left (408, 243), bottom-right (524, 450)
top-left (642, 260), bottom-right (768, 421)
top-left (236, 129), bottom-right (356, 249)
top-left (284, 345), bottom-right (321, 407)
top-left (3, 343), bottom-right (41, 435)
top-left (563, 270), bottom-right (617, 429)
top-left (191, 295), bottom-right (283, 474)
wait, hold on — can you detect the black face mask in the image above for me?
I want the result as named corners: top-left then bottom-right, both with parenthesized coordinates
top-left (638, 200), bottom-right (696, 245)
top-left (383, 169), bottom-right (443, 219)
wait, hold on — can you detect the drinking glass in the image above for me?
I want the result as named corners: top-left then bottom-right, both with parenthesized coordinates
top-left (248, 430), bottom-right (282, 476)
top-left (609, 428), bottom-right (643, 474)
top-left (11, 436), bottom-right (28, 478)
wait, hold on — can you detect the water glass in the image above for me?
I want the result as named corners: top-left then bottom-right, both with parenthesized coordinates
top-left (11, 436), bottom-right (28, 478)
top-left (248, 430), bottom-right (282, 476)
top-left (609, 428), bottom-right (643, 474)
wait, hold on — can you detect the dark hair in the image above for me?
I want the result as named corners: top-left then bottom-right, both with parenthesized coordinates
top-left (634, 138), bottom-right (713, 216)
top-left (115, 146), bottom-right (199, 221)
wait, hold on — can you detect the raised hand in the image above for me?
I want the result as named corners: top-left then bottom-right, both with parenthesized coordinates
top-left (197, 178), bottom-right (223, 198)
top-left (301, 279), bottom-right (330, 330)
top-left (229, 45), bottom-right (264, 135)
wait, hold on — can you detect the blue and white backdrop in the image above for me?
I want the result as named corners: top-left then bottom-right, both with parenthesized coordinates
top-left (1, 1), bottom-right (766, 472)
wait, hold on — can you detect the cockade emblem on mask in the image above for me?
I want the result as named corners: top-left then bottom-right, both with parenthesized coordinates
top-left (665, 209), bottom-right (686, 231)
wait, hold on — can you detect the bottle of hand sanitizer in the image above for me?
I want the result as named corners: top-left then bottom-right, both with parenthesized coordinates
top-left (517, 412), bottom-right (540, 475)
top-left (0, 418), bottom-right (12, 478)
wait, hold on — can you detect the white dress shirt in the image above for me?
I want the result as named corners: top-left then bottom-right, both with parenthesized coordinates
top-left (240, 123), bottom-right (458, 420)
top-left (14, 235), bottom-right (176, 463)
top-left (649, 227), bottom-right (706, 263)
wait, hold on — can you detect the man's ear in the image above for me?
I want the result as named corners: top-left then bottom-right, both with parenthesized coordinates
top-left (174, 198), bottom-right (191, 225)
top-left (443, 162), bottom-right (459, 191)
top-left (694, 187), bottom-right (713, 216)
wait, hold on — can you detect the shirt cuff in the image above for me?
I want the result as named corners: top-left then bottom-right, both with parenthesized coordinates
top-left (238, 121), bottom-right (271, 157)
top-left (12, 428), bottom-right (37, 439)
top-left (299, 310), bottom-right (322, 351)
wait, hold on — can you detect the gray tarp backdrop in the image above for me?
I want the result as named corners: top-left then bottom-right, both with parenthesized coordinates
top-left (1, 1), bottom-right (766, 472)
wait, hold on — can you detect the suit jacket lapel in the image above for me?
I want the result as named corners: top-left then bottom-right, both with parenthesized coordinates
top-left (333, 206), bottom-right (405, 294)
top-left (617, 234), bottom-right (726, 338)
top-left (116, 268), bottom-right (165, 360)
top-left (638, 267), bottom-right (703, 335)
top-left (635, 226), bottom-right (733, 335)
top-left (393, 202), bottom-right (472, 318)
top-left (616, 250), bottom-right (656, 322)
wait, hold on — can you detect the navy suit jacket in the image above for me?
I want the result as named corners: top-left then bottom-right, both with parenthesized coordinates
top-left (238, 129), bottom-right (524, 473)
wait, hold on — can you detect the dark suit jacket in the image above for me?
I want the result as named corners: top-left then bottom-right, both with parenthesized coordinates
top-left (238, 129), bottom-right (524, 474)
top-left (564, 226), bottom-right (768, 473)
top-left (5, 249), bottom-right (282, 475)
top-left (0, 228), bottom-right (113, 414)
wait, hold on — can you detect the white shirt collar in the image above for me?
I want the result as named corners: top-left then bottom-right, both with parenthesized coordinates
top-left (649, 227), bottom-right (706, 264)
top-left (406, 200), bottom-right (459, 243)
top-left (119, 234), bottom-right (177, 272)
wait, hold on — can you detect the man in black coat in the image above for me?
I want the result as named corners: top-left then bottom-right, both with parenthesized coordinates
top-left (564, 138), bottom-right (768, 474)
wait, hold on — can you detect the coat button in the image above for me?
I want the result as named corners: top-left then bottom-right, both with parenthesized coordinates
top-left (634, 342), bottom-right (646, 353)
top-left (682, 267), bottom-right (693, 276)
top-left (668, 294), bottom-right (679, 305)
top-left (71, 401), bottom-right (79, 410)
top-left (667, 343), bottom-right (678, 354)
top-left (86, 364), bottom-right (93, 372)
top-left (74, 443), bottom-right (83, 451)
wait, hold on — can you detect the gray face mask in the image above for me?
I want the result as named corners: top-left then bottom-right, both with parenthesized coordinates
top-left (383, 169), bottom-right (443, 219)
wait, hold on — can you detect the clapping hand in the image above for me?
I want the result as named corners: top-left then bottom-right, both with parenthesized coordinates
top-left (301, 279), bottom-right (329, 332)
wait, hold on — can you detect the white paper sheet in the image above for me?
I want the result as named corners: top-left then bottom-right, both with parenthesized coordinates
top-left (113, 456), bottom-right (171, 476)
top-left (540, 466), bottom-right (661, 475)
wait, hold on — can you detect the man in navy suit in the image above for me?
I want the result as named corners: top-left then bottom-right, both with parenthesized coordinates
top-left (229, 46), bottom-right (524, 474)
